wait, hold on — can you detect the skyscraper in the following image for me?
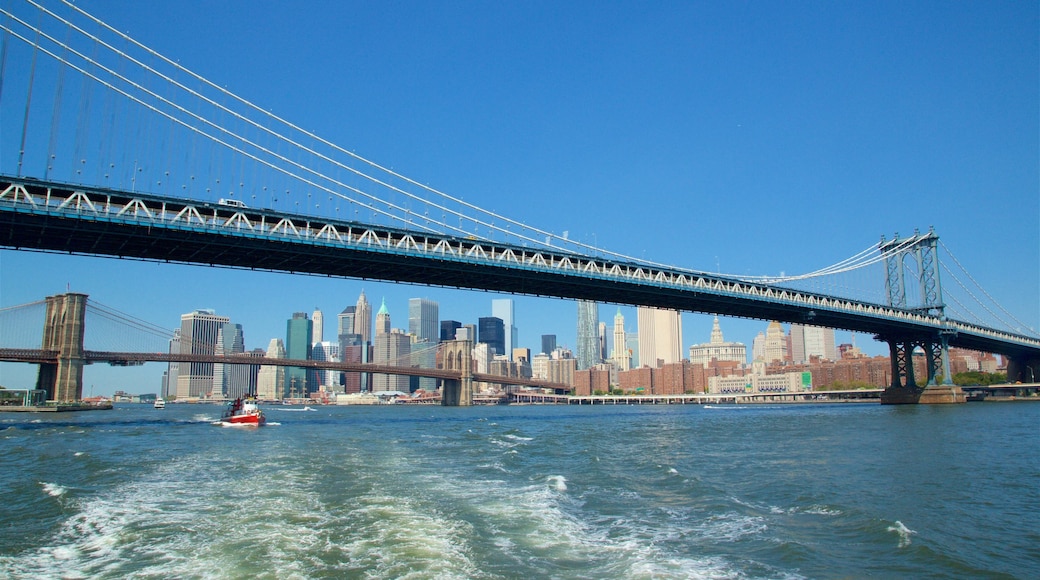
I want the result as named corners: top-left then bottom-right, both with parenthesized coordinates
top-left (285, 312), bottom-right (312, 397)
top-left (790, 324), bottom-right (837, 363)
top-left (409, 298), bottom-right (439, 343)
top-left (354, 290), bottom-right (372, 345)
top-left (211, 322), bottom-right (246, 399)
top-left (541, 334), bottom-right (557, 356)
top-left (440, 320), bottom-right (462, 341)
top-left (176, 309), bottom-right (230, 399)
top-left (373, 301), bottom-right (410, 392)
top-left (478, 317), bottom-right (505, 356)
top-left (611, 308), bottom-right (631, 371)
top-left (311, 307), bottom-right (324, 344)
top-left (256, 338), bottom-right (286, 400)
top-left (637, 307), bottom-right (682, 368)
top-left (576, 300), bottom-right (599, 370)
top-left (492, 299), bottom-right (516, 360)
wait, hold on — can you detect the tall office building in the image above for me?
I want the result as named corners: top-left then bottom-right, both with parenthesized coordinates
top-left (541, 334), bottom-right (557, 356)
top-left (754, 320), bottom-right (788, 363)
top-left (478, 317), bottom-right (505, 356)
top-left (176, 309), bottom-right (230, 399)
top-left (440, 320), bottom-right (463, 341)
top-left (354, 290), bottom-right (372, 345)
top-left (211, 323), bottom-right (246, 399)
top-left (312, 341), bottom-right (340, 392)
top-left (598, 321), bottom-right (608, 362)
top-left (409, 298), bottom-right (439, 344)
top-left (492, 299), bottom-right (516, 360)
top-left (576, 300), bottom-right (600, 370)
top-left (637, 306), bottom-right (682, 368)
top-left (285, 312), bottom-right (313, 397)
top-left (611, 308), bottom-right (631, 371)
top-left (338, 306), bottom-right (356, 340)
top-left (790, 324), bottom-right (837, 363)
top-left (372, 301), bottom-right (410, 392)
top-left (311, 308), bottom-right (324, 344)
top-left (256, 338), bottom-right (286, 400)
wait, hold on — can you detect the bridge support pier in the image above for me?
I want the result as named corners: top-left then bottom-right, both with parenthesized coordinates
top-left (440, 339), bottom-right (473, 406)
top-left (1007, 355), bottom-right (1040, 384)
top-left (35, 293), bottom-right (88, 402)
top-left (879, 334), bottom-right (964, 404)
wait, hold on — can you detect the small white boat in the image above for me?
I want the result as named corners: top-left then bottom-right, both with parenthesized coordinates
top-left (154, 398), bottom-right (166, 409)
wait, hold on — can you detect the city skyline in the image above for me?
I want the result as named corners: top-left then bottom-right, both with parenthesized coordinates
top-left (1, 1), bottom-right (1035, 395)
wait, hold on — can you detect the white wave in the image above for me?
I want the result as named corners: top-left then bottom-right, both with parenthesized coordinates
top-left (41, 482), bottom-right (67, 497)
top-left (73, 451), bottom-right (85, 457)
top-left (547, 475), bottom-right (568, 492)
top-left (888, 520), bottom-right (916, 547)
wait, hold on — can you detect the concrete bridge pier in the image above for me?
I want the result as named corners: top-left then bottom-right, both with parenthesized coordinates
top-left (440, 339), bottom-right (473, 406)
top-left (35, 293), bottom-right (88, 402)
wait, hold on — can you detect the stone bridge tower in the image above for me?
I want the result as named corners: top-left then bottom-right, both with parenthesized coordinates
top-left (440, 339), bottom-right (473, 406)
top-left (36, 293), bottom-right (88, 402)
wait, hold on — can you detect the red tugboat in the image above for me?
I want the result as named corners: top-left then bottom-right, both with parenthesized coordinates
top-left (216, 396), bottom-right (266, 427)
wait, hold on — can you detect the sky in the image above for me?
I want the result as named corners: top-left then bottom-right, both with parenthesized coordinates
top-left (1, 0), bottom-right (1037, 396)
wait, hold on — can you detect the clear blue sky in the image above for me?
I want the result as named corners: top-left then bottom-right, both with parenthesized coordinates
top-left (1, 0), bottom-right (1037, 396)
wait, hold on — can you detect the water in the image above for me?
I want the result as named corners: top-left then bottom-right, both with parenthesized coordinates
top-left (1, 402), bottom-right (1037, 579)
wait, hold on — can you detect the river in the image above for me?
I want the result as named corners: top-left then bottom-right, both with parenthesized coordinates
top-left (1, 401), bottom-right (1037, 579)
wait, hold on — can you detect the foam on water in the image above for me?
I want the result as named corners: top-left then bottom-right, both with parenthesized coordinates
top-left (41, 482), bottom-right (67, 497)
top-left (887, 520), bottom-right (917, 548)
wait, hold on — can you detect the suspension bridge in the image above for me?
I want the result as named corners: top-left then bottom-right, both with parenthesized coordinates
top-left (0, 0), bottom-right (1037, 405)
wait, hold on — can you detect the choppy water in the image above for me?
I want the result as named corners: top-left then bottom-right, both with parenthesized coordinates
top-left (1, 401), bottom-right (1037, 579)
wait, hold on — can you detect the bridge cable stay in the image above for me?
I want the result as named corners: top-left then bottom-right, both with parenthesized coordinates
top-left (2, 1), bottom-right (914, 292)
top-left (936, 243), bottom-right (1036, 336)
top-left (2, 0), bottom-right (1032, 341)
top-left (0, 299), bottom-right (47, 349)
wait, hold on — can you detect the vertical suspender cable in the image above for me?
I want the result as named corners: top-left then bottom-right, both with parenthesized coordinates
top-left (17, 10), bottom-right (42, 177)
top-left (46, 21), bottom-right (72, 180)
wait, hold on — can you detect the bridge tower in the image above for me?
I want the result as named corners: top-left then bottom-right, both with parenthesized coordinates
top-left (878, 230), bottom-right (963, 404)
top-left (36, 293), bottom-right (88, 402)
top-left (440, 339), bottom-right (473, 406)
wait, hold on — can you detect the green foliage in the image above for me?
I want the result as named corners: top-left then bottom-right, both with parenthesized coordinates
top-left (951, 371), bottom-right (1007, 386)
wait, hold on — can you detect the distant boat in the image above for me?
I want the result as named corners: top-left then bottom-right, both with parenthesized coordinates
top-left (215, 396), bottom-right (266, 427)
top-left (153, 398), bottom-right (166, 409)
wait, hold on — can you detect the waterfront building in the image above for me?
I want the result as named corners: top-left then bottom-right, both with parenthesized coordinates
top-left (409, 298), bottom-right (439, 344)
top-left (311, 308), bottom-right (324, 344)
top-left (478, 317), bottom-right (505, 357)
top-left (175, 309), bottom-right (230, 399)
top-left (689, 316), bottom-right (747, 368)
top-left (637, 307), bottom-right (682, 368)
top-left (541, 334), bottom-right (557, 356)
top-left (611, 308), bottom-right (631, 372)
top-left (285, 312), bottom-right (313, 397)
top-left (256, 338), bottom-right (286, 400)
top-left (708, 370), bottom-right (811, 394)
top-left (411, 336), bottom-right (437, 392)
top-left (492, 299), bottom-right (516, 360)
top-left (576, 300), bottom-right (600, 370)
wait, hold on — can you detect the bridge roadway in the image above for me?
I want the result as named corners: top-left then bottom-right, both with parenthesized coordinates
top-left (2, 175), bottom-right (1039, 361)
top-left (0, 348), bottom-right (571, 393)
